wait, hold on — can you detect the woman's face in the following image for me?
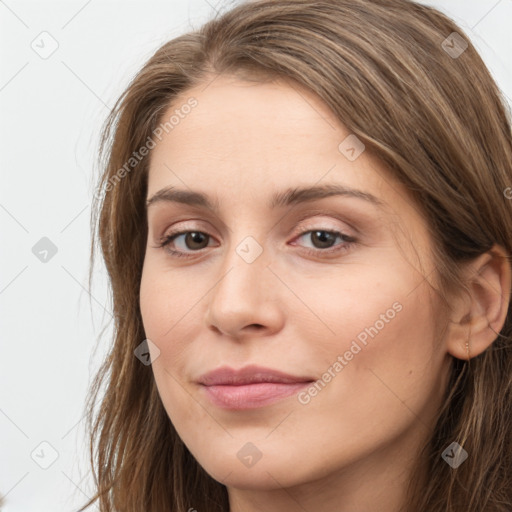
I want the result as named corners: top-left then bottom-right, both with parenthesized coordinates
top-left (140, 74), bottom-right (452, 506)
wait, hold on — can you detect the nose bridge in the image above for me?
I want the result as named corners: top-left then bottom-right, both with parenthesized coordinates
top-left (215, 231), bottom-right (269, 299)
top-left (205, 226), bottom-right (281, 335)
top-left (217, 210), bottom-right (270, 270)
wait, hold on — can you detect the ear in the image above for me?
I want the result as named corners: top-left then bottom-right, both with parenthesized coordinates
top-left (446, 244), bottom-right (511, 360)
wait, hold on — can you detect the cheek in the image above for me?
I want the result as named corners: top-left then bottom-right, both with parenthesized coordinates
top-left (362, 288), bottom-right (439, 378)
top-left (296, 269), bottom-right (434, 369)
top-left (140, 274), bottom-right (181, 380)
top-left (300, 266), bottom-right (442, 409)
top-left (282, 283), bottom-right (443, 478)
top-left (139, 265), bottom-right (199, 348)
top-left (139, 266), bottom-right (205, 411)
top-left (317, 281), bottom-right (442, 431)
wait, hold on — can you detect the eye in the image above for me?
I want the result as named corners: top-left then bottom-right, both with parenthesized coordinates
top-left (291, 229), bottom-right (357, 256)
top-left (156, 230), bottom-right (216, 258)
top-left (154, 227), bottom-right (357, 259)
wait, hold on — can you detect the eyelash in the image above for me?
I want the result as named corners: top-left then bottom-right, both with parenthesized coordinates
top-left (155, 227), bottom-right (357, 259)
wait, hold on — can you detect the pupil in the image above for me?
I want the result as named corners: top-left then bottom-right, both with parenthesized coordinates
top-left (187, 232), bottom-right (207, 249)
top-left (313, 230), bottom-right (335, 248)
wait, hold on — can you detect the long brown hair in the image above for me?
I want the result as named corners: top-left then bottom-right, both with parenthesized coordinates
top-left (79, 0), bottom-right (512, 510)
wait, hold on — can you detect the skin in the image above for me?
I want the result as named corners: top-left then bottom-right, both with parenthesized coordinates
top-left (139, 74), bottom-right (510, 512)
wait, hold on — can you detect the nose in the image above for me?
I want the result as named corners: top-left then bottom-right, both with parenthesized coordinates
top-left (204, 237), bottom-right (285, 340)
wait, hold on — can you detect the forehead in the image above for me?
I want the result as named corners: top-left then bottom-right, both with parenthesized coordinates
top-left (148, 75), bottom-right (390, 199)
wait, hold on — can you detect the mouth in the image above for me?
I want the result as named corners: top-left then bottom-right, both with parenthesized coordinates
top-left (201, 381), bottom-right (313, 409)
top-left (197, 365), bottom-right (315, 410)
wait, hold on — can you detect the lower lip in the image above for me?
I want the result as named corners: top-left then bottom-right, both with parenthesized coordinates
top-left (201, 382), bottom-right (311, 409)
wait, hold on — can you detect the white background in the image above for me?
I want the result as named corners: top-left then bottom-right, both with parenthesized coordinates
top-left (0, 1), bottom-right (511, 511)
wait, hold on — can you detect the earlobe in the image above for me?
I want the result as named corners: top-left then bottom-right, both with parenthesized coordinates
top-left (446, 244), bottom-right (511, 361)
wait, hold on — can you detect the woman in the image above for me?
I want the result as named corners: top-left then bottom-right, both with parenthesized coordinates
top-left (79, 0), bottom-right (512, 510)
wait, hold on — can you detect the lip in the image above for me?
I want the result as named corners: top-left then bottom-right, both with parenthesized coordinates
top-left (197, 365), bottom-right (315, 410)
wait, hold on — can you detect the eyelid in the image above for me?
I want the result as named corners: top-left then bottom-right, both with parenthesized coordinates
top-left (154, 218), bottom-right (216, 238)
top-left (290, 219), bottom-right (353, 239)
top-left (157, 214), bottom-right (354, 242)
top-left (288, 209), bottom-right (360, 236)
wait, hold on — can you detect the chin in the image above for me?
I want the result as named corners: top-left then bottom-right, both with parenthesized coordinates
top-left (192, 445), bottom-right (316, 491)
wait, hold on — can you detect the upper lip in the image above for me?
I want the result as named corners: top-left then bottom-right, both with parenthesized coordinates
top-left (197, 365), bottom-right (315, 386)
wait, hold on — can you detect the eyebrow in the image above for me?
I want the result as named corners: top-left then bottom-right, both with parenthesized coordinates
top-left (145, 183), bottom-right (385, 211)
